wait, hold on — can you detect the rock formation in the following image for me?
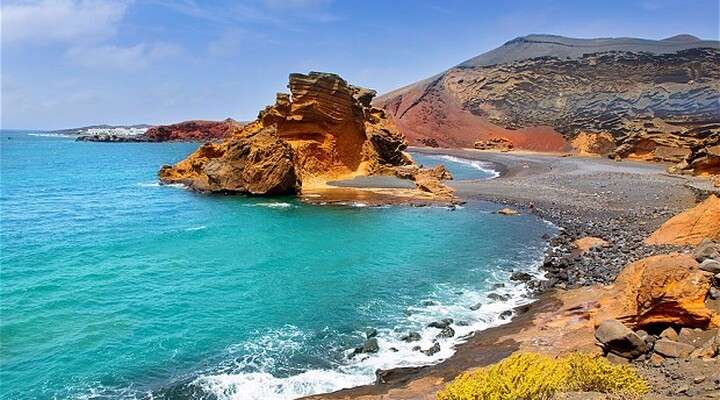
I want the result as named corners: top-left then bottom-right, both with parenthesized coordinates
top-left (77, 119), bottom-right (240, 142)
top-left (598, 253), bottom-right (716, 329)
top-left (144, 119), bottom-right (240, 142)
top-left (571, 132), bottom-right (616, 157)
top-left (474, 137), bottom-right (514, 152)
top-left (375, 34), bottom-right (719, 163)
top-left (645, 195), bottom-right (720, 245)
top-left (159, 72), bottom-right (453, 199)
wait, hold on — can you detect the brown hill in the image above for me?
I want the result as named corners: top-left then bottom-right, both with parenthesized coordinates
top-left (143, 119), bottom-right (241, 142)
top-left (375, 34), bottom-right (720, 158)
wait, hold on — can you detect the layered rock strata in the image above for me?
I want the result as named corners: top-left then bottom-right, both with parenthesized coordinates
top-left (376, 35), bottom-right (720, 177)
top-left (159, 72), bottom-right (453, 200)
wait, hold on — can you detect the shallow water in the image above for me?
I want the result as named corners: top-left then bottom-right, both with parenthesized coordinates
top-left (0, 132), bottom-right (553, 399)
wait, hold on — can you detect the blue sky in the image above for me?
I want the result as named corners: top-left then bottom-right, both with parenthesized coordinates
top-left (2, 0), bottom-right (718, 129)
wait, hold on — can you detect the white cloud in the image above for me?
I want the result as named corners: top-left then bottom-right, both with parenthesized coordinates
top-left (1, 0), bottom-right (129, 45)
top-left (65, 42), bottom-right (182, 70)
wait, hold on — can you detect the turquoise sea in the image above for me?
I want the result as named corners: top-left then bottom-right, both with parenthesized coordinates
top-left (0, 132), bottom-right (553, 400)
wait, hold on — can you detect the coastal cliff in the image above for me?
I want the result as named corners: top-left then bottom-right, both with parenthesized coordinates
top-left (159, 72), bottom-right (453, 200)
top-left (375, 35), bottom-right (720, 176)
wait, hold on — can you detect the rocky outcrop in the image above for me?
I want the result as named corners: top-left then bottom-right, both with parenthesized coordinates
top-left (671, 143), bottom-right (720, 176)
top-left (571, 132), bottom-right (616, 156)
top-left (645, 195), bottom-right (720, 245)
top-left (598, 253), bottom-right (716, 330)
top-left (77, 119), bottom-right (240, 142)
top-left (474, 137), bottom-right (514, 152)
top-left (144, 119), bottom-right (240, 142)
top-left (375, 35), bottom-right (719, 160)
top-left (159, 72), bottom-right (453, 198)
top-left (157, 127), bottom-right (298, 194)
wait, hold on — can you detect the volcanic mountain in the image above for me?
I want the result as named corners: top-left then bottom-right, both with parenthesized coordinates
top-left (375, 34), bottom-right (720, 161)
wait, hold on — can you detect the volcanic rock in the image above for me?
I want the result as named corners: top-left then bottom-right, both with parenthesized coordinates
top-left (573, 236), bottom-right (609, 253)
top-left (695, 238), bottom-right (720, 262)
top-left (158, 127), bottom-right (298, 194)
top-left (700, 259), bottom-right (720, 274)
top-left (645, 195), bottom-right (720, 245)
top-left (654, 339), bottom-right (695, 358)
top-left (159, 72), bottom-right (454, 198)
top-left (401, 332), bottom-right (421, 342)
top-left (497, 207), bottom-right (520, 216)
top-left (594, 319), bottom-right (647, 358)
top-left (78, 119), bottom-right (240, 142)
top-left (144, 119), bottom-right (240, 142)
top-left (474, 137), bottom-right (514, 152)
top-left (427, 318), bottom-right (453, 329)
top-left (571, 132), bottom-right (616, 156)
top-left (351, 337), bottom-right (379, 357)
top-left (375, 35), bottom-right (719, 156)
top-left (598, 253), bottom-right (715, 329)
top-left (510, 271), bottom-right (533, 282)
top-left (421, 343), bottom-right (441, 356)
top-left (436, 326), bottom-right (455, 339)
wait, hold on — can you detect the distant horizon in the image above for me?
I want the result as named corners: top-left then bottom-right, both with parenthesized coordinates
top-left (2, 0), bottom-right (719, 130)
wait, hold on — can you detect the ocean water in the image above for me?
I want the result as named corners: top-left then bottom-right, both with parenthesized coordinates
top-left (0, 132), bottom-right (554, 400)
top-left (411, 152), bottom-right (500, 180)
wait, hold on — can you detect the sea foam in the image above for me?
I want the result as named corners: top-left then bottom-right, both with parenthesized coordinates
top-left (193, 259), bottom-right (546, 400)
top-left (432, 155), bottom-right (501, 178)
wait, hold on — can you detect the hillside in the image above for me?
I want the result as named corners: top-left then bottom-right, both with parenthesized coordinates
top-left (375, 34), bottom-right (720, 159)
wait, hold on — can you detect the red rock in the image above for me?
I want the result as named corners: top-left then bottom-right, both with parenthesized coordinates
top-left (144, 119), bottom-right (241, 142)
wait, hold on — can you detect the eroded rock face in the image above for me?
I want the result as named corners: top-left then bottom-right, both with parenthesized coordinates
top-left (158, 127), bottom-right (298, 194)
top-left (571, 132), bottom-right (616, 156)
top-left (376, 35), bottom-right (719, 158)
top-left (474, 137), bottom-right (514, 152)
top-left (159, 72), bottom-right (452, 198)
top-left (645, 195), bottom-right (720, 245)
top-left (599, 253), bottom-right (715, 329)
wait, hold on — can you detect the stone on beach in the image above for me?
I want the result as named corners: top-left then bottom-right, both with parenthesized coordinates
top-left (573, 236), bottom-right (608, 253)
top-left (594, 319), bottom-right (647, 358)
top-left (428, 318), bottom-right (453, 329)
top-left (695, 238), bottom-right (720, 262)
top-left (401, 332), bottom-right (421, 342)
top-left (653, 339), bottom-right (695, 358)
top-left (497, 207), bottom-right (520, 216)
top-left (700, 259), bottom-right (720, 274)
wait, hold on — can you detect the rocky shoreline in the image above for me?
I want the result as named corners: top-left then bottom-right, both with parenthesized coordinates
top-left (305, 148), bottom-right (719, 400)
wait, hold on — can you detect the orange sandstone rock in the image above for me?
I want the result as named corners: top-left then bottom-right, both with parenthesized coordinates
top-left (573, 236), bottom-right (608, 253)
top-left (645, 195), bottom-right (720, 245)
top-left (596, 253), bottom-right (715, 329)
top-left (159, 127), bottom-right (298, 194)
top-left (159, 72), bottom-right (453, 198)
top-left (570, 132), bottom-right (616, 156)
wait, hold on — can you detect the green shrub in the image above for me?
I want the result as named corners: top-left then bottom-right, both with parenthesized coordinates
top-left (436, 352), bottom-right (648, 400)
